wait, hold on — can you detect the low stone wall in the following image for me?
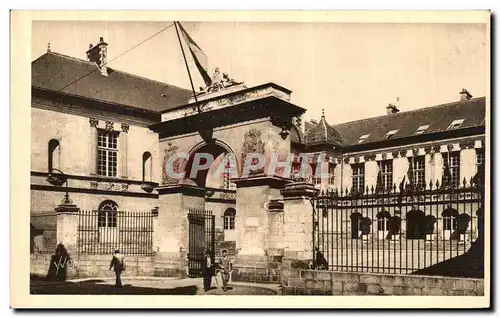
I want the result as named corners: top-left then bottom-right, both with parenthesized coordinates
top-left (281, 268), bottom-right (485, 296)
top-left (30, 253), bottom-right (155, 279)
top-left (231, 254), bottom-right (282, 284)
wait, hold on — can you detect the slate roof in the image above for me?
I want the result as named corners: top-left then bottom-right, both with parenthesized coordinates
top-left (304, 112), bottom-right (344, 147)
top-left (304, 97), bottom-right (485, 147)
top-left (32, 52), bottom-right (192, 112)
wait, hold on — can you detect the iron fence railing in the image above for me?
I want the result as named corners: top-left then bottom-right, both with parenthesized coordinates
top-left (77, 210), bottom-right (154, 255)
top-left (312, 179), bottom-right (485, 276)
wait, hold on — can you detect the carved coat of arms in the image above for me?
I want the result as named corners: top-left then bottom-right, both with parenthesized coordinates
top-left (162, 143), bottom-right (182, 185)
top-left (241, 128), bottom-right (265, 176)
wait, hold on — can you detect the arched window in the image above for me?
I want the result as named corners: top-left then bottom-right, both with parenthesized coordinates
top-left (142, 152), bottom-right (152, 182)
top-left (406, 210), bottom-right (426, 240)
top-left (48, 139), bottom-right (60, 172)
top-left (350, 212), bottom-right (362, 239)
top-left (223, 208), bottom-right (236, 230)
top-left (98, 200), bottom-right (118, 228)
top-left (376, 211), bottom-right (391, 239)
top-left (442, 207), bottom-right (459, 240)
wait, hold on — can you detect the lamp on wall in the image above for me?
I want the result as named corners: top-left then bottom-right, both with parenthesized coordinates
top-left (279, 125), bottom-right (290, 140)
top-left (46, 168), bottom-right (72, 205)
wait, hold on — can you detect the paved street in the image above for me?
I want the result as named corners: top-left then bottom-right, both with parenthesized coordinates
top-left (30, 277), bottom-right (280, 295)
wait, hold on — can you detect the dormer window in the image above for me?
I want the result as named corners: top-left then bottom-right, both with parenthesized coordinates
top-left (447, 119), bottom-right (465, 130)
top-left (385, 130), bottom-right (399, 139)
top-left (358, 134), bottom-right (370, 144)
top-left (414, 125), bottom-right (429, 135)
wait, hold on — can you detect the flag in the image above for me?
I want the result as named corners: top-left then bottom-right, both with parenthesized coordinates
top-left (177, 22), bottom-right (212, 87)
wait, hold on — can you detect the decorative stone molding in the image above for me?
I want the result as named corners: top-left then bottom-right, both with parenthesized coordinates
top-left (105, 121), bottom-right (114, 131)
top-left (365, 154), bottom-right (376, 161)
top-left (392, 151), bottom-right (399, 158)
top-left (447, 144), bottom-right (454, 152)
top-left (343, 157), bottom-right (350, 164)
top-left (354, 157), bottom-right (360, 164)
top-left (382, 153), bottom-right (387, 160)
top-left (121, 123), bottom-right (130, 133)
top-left (459, 140), bottom-right (475, 149)
top-left (89, 118), bottom-right (99, 127)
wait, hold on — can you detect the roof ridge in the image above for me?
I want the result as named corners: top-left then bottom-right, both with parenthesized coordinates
top-left (332, 97), bottom-right (486, 127)
top-left (37, 51), bottom-right (191, 92)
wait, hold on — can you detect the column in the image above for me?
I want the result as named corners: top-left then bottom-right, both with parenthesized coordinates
top-left (120, 123), bottom-right (129, 179)
top-left (54, 198), bottom-right (80, 280)
top-left (279, 182), bottom-right (318, 293)
top-left (155, 185), bottom-right (205, 277)
top-left (88, 118), bottom-right (98, 175)
top-left (231, 176), bottom-right (289, 283)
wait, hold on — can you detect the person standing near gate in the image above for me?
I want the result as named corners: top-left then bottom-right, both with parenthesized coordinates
top-left (109, 249), bottom-right (125, 288)
top-left (203, 249), bottom-right (213, 292)
top-left (219, 249), bottom-right (231, 292)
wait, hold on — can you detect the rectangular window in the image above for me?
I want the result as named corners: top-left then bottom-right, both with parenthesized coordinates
top-left (476, 150), bottom-right (485, 177)
top-left (351, 164), bottom-right (365, 194)
top-left (328, 163), bottom-right (335, 186)
top-left (412, 156), bottom-right (426, 189)
top-left (443, 152), bottom-right (460, 188)
top-left (97, 129), bottom-right (119, 177)
top-left (380, 160), bottom-right (393, 190)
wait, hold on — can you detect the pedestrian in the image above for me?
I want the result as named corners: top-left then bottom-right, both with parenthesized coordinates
top-left (219, 249), bottom-right (231, 292)
top-left (203, 249), bottom-right (213, 292)
top-left (109, 249), bottom-right (125, 288)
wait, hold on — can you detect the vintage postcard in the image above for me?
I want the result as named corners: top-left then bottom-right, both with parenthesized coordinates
top-left (11, 10), bottom-right (490, 309)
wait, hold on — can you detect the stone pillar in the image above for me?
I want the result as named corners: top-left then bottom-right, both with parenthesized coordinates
top-left (88, 118), bottom-right (98, 175)
top-left (280, 182), bottom-right (318, 292)
top-left (120, 123), bottom-right (129, 179)
top-left (154, 185), bottom-right (205, 277)
top-left (54, 199), bottom-right (80, 279)
top-left (281, 182), bottom-right (318, 260)
top-left (231, 176), bottom-right (289, 283)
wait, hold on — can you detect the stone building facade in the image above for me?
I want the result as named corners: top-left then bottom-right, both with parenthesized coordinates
top-left (30, 37), bottom-right (487, 280)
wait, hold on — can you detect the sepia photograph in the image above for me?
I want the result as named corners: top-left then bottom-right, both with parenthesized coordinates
top-left (10, 10), bottom-right (490, 309)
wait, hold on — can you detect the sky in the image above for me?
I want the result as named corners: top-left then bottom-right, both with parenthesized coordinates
top-left (32, 21), bottom-right (487, 125)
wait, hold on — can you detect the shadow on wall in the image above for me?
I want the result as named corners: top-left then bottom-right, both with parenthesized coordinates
top-left (413, 208), bottom-right (484, 278)
top-left (46, 243), bottom-right (70, 281)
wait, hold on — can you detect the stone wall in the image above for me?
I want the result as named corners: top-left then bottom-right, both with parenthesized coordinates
top-left (30, 253), bottom-right (155, 279)
top-left (281, 264), bottom-right (484, 296)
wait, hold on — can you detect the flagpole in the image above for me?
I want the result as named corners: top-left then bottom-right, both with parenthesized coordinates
top-left (174, 21), bottom-right (198, 104)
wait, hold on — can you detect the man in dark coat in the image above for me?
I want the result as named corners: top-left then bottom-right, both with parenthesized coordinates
top-left (109, 249), bottom-right (125, 287)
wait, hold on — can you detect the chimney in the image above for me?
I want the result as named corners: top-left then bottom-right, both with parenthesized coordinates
top-left (86, 37), bottom-right (108, 76)
top-left (386, 103), bottom-right (400, 115)
top-left (460, 88), bottom-right (472, 101)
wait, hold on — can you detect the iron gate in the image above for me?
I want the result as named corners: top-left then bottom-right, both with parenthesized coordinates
top-left (187, 208), bottom-right (215, 278)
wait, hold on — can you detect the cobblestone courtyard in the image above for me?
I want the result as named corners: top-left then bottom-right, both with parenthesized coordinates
top-left (30, 277), bottom-right (280, 295)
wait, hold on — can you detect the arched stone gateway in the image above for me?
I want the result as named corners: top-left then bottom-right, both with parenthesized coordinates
top-left (149, 83), bottom-right (306, 276)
